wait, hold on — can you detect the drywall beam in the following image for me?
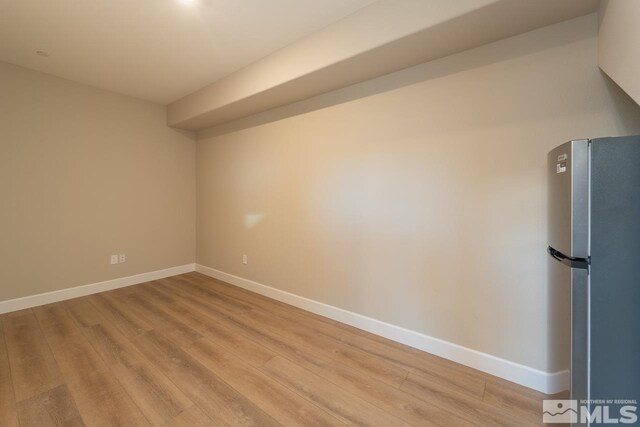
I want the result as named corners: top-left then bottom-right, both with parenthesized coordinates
top-left (598, 0), bottom-right (640, 106)
top-left (167, 0), bottom-right (598, 131)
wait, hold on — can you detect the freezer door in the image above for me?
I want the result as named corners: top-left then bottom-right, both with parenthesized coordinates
top-left (547, 140), bottom-right (589, 258)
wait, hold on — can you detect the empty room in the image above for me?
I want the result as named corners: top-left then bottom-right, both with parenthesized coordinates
top-left (1, 0), bottom-right (639, 425)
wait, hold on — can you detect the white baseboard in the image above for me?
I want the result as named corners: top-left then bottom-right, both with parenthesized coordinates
top-left (196, 264), bottom-right (568, 394)
top-left (0, 263), bottom-right (196, 314)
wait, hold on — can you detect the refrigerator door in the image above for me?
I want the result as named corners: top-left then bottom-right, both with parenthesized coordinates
top-left (547, 140), bottom-right (589, 259)
top-left (570, 268), bottom-right (590, 419)
top-left (589, 136), bottom-right (640, 414)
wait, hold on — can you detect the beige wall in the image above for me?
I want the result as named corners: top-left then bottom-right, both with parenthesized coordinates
top-left (196, 14), bottom-right (640, 373)
top-left (598, 0), bottom-right (640, 106)
top-left (0, 62), bottom-right (196, 301)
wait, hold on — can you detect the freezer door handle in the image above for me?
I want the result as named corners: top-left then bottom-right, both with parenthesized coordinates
top-left (547, 246), bottom-right (589, 270)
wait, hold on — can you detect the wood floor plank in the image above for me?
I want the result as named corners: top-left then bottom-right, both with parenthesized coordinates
top-left (182, 273), bottom-right (478, 397)
top-left (182, 274), bottom-right (348, 329)
top-left (167, 274), bottom-right (255, 313)
top-left (132, 329), bottom-right (280, 426)
top-left (261, 356), bottom-right (411, 426)
top-left (33, 304), bottom-right (107, 374)
top-left (63, 297), bottom-right (104, 328)
top-left (163, 405), bottom-right (215, 427)
top-left (183, 273), bottom-right (339, 331)
top-left (155, 278), bottom-right (250, 319)
top-left (0, 321), bottom-right (19, 427)
top-left (107, 285), bottom-right (140, 297)
top-left (401, 371), bottom-right (537, 426)
top-left (17, 384), bottom-right (84, 427)
top-left (157, 276), bottom-right (253, 318)
top-left (87, 293), bottom-right (154, 337)
top-left (155, 279), bottom-right (330, 373)
top-left (69, 382), bottom-right (150, 427)
top-left (188, 272), bottom-right (491, 398)
top-left (33, 304), bottom-right (150, 426)
top-left (204, 320), bottom-right (277, 368)
top-left (337, 332), bottom-right (488, 399)
top-left (204, 311), bottom-right (329, 373)
top-left (2, 309), bottom-right (64, 401)
top-left (113, 291), bottom-right (202, 347)
top-left (333, 318), bottom-right (433, 353)
top-left (317, 322), bottom-right (488, 399)
top-left (185, 272), bottom-right (368, 341)
top-left (130, 283), bottom-right (277, 368)
top-left (0, 379), bottom-right (19, 427)
top-left (83, 323), bottom-right (194, 426)
top-left (319, 361), bottom-right (473, 426)
top-left (245, 308), bottom-right (410, 388)
top-left (132, 283), bottom-right (221, 334)
top-left (0, 321), bottom-right (12, 384)
top-left (188, 273), bottom-right (488, 399)
top-left (483, 379), bottom-right (552, 425)
top-left (185, 337), bottom-right (346, 426)
top-left (186, 272), bottom-right (305, 316)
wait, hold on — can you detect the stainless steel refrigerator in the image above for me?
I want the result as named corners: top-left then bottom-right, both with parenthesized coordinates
top-left (547, 135), bottom-right (640, 423)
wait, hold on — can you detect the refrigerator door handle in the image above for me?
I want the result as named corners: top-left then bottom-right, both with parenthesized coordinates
top-left (547, 246), bottom-right (589, 270)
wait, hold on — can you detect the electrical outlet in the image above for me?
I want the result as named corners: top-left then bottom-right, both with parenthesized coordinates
top-left (110, 255), bottom-right (119, 265)
top-left (242, 254), bottom-right (248, 265)
top-left (119, 254), bottom-right (126, 263)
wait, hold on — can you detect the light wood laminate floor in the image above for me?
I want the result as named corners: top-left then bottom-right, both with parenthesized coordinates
top-left (1, 272), bottom-right (563, 426)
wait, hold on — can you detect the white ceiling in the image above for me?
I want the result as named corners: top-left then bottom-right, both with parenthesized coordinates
top-left (0, 0), bottom-right (376, 104)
